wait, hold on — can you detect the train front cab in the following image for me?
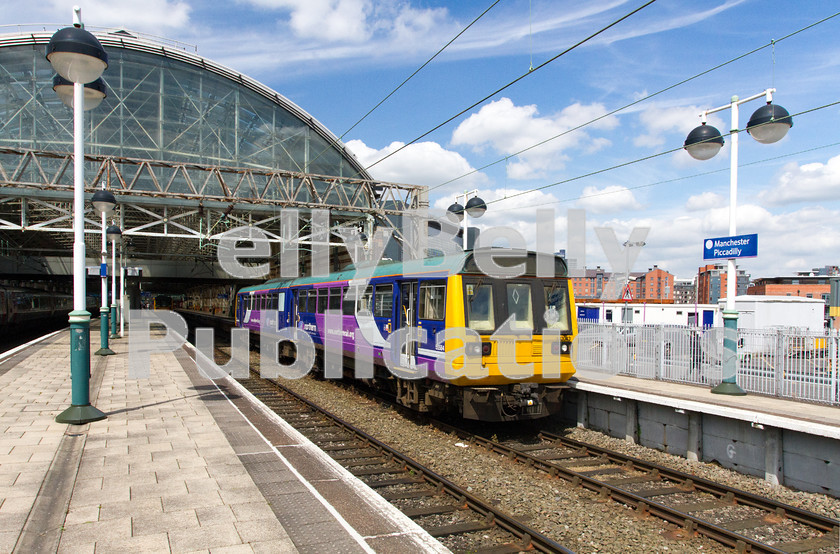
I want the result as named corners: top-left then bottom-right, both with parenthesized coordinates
top-left (447, 274), bottom-right (576, 421)
top-left (393, 252), bottom-right (577, 422)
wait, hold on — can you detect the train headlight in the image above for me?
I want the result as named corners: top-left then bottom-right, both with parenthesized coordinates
top-left (481, 342), bottom-right (492, 356)
top-left (466, 343), bottom-right (483, 357)
top-left (560, 342), bottom-right (571, 355)
top-left (551, 341), bottom-right (560, 355)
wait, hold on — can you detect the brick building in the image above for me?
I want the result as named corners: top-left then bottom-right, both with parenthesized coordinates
top-left (697, 264), bottom-right (750, 304)
top-left (635, 265), bottom-right (674, 301)
top-left (747, 276), bottom-right (831, 302)
top-left (571, 265), bottom-right (674, 301)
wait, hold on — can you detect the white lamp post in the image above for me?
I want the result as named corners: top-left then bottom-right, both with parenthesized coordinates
top-left (92, 188), bottom-right (117, 355)
top-left (447, 190), bottom-right (487, 250)
top-left (684, 88), bottom-right (792, 395)
top-left (49, 6), bottom-right (109, 424)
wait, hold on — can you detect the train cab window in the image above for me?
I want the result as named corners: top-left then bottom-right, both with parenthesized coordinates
top-left (374, 284), bottom-right (393, 318)
top-left (329, 288), bottom-right (341, 311)
top-left (297, 290), bottom-right (307, 313)
top-left (543, 283), bottom-right (571, 332)
top-left (466, 284), bottom-right (494, 331)
top-left (418, 282), bottom-right (445, 321)
top-left (305, 290), bottom-right (316, 313)
top-left (317, 289), bottom-right (327, 313)
top-left (506, 283), bottom-right (533, 330)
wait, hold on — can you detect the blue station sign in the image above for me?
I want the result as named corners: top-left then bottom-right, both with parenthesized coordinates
top-left (703, 233), bottom-right (758, 260)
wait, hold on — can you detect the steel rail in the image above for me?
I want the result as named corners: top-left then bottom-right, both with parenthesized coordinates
top-left (250, 375), bottom-right (573, 554)
top-left (433, 421), bottom-right (838, 553)
top-left (540, 431), bottom-right (839, 534)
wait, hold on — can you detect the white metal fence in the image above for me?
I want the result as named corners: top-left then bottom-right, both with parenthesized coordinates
top-left (574, 322), bottom-right (840, 405)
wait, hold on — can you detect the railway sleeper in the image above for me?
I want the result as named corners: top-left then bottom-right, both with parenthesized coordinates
top-left (426, 520), bottom-right (493, 538)
top-left (367, 476), bottom-right (426, 488)
top-left (774, 529), bottom-right (840, 553)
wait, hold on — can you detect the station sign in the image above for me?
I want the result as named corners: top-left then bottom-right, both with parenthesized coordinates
top-left (703, 233), bottom-right (758, 260)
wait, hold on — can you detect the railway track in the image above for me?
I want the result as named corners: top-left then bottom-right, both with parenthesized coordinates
top-left (191, 314), bottom-right (838, 552)
top-left (237, 373), bottom-right (572, 553)
top-left (437, 423), bottom-right (839, 553)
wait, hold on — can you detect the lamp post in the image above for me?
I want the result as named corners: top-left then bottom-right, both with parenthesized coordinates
top-left (684, 88), bottom-right (792, 395)
top-left (107, 224), bottom-right (121, 339)
top-left (92, 188), bottom-right (117, 355)
top-left (447, 190), bottom-right (487, 250)
top-left (48, 6), bottom-right (109, 424)
top-left (622, 240), bottom-right (645, 322)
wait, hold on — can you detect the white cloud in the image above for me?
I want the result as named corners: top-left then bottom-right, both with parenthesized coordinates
top-left (451, 98), bottom-right (618, 179)
top-left (634, 104), bottom-right (726, 148)
top-left (246, 0), bottom-right (372, 43)
top-left (685, 191), bottom-right (723, 211)
top-left (345, 139), bottom-right (485, 189)
top-left (433, 188), bottom-right (565, 248)
top-left (760, 154), bottom-right (840, 205)
top-left (47, 0), bottom-right (191, 31)
top-left (576, 185), bottom-right (642, 214)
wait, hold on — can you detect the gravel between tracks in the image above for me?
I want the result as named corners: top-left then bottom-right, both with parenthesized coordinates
top-left (258, 376), bottom-right (730, 552)
top-left (229, 349), bottom-right (840, 553)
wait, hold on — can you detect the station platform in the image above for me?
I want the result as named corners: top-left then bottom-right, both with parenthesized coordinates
top-left (0, 323), bottom-right (445, 553)
top-left (567, 374), bottom-right (840, 495)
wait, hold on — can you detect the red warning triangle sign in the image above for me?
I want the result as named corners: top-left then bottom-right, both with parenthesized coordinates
top-left (621, 285), bottom-right (634, 301)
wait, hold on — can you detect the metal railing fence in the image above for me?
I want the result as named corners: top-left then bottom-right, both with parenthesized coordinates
top-left (574, 322), bottom-right (840, 405)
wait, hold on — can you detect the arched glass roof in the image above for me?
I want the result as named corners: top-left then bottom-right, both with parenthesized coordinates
top-left (0, 29), bottom-right (369, 182)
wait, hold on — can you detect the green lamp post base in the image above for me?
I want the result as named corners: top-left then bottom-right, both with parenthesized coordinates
top-left (55, 404), bottom-right (107, 425)
top-left (711, 380), bottom-right (747, 396)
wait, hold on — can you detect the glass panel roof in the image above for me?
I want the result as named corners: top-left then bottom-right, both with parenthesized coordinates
top-left (0, 39), bottom-right (364, 187)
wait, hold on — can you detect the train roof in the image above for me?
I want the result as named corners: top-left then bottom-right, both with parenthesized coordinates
top-left (237, 249), bottom-right (568, 294)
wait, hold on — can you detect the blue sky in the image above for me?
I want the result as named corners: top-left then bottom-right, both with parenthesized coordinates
top-left (5, 0), bottom-right (840, 281)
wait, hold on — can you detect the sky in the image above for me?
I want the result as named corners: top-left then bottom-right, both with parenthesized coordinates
top-left (4, 0), bottom-right (840, 281)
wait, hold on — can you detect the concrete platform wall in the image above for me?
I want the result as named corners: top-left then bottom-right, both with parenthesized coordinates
top-left (566, 390), bottom-right (840, 497)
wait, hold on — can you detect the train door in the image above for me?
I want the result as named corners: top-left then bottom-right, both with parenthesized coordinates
top-left (399, 282), bottom-right (418, 369)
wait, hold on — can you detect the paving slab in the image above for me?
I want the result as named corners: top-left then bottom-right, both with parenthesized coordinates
top-left (0, 320), bottom-right (448, 553)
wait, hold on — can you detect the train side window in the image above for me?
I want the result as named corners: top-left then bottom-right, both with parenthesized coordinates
top-left (466, 284), bottom-right (494, 331)
top-left (506, 283), bottom-right (533, 330)
top-left (317, 289), bottom-right (327, 313)
top-left (374, 284), bottom-right (393, 318)
top-left (418, 281), bottom-right (445, 321)
top-left (297, 290), bottom-right (307, 313)
top-left (329, 288), bottom-right (341, 311)
top-left (359, 286), bottom-right (373, 315)
top-left (342, 286), bottom-right (357, 315)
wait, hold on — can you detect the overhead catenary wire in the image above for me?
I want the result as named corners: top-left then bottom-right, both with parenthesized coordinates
top-left (429, 9), bottom-right (840, 193)
top-left (337, 0), bottom-right (502, 142)
top-left (483, 100), bottom-right (840, 209)
top-left (363, 0), bottom-right (659, 173)
top-left (500, 139), bottom-right (840, 212)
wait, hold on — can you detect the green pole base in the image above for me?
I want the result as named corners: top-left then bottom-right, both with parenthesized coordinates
top-left (55, 404), bottom-right (107, 424)
top-left (711, 380), bottom-right (747, 396)
top-left (94, 347), bottom-right (116, 356)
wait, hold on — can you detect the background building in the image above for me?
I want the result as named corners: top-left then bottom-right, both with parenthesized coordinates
top-left (673, 278), bottom-right (696, 304)
top-left (634, 265), bottom-right (674, 301)
top-left (697, 264), bottom-right (750, 304)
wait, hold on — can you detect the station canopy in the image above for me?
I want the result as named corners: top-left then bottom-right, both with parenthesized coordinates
top-left (0, 28), bottom-right (424, 279)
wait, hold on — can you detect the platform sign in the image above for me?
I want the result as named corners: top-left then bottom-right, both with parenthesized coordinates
top-left (703, 233), bottom-right (758, 260)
